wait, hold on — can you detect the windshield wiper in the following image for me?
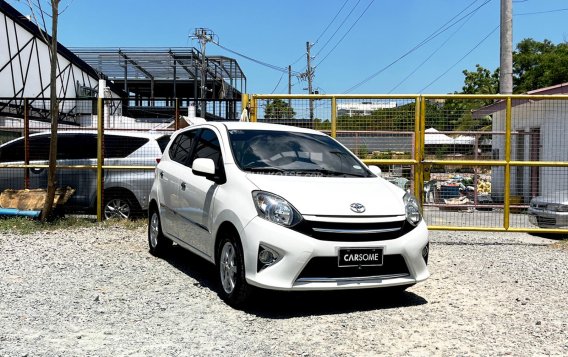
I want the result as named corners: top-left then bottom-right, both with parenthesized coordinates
top-left (295, 168), bottom-right (365, 177)
top-left (242, 166), bottom-right (286, 173)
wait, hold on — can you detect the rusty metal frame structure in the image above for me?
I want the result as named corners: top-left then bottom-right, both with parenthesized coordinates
top-left (0, 0), bottom-right (109, 124)
top-left (72, 47), bottom-right (246, 120)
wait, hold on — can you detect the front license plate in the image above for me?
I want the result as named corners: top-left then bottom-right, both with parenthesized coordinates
top-left (338, 247), bottom-right (383, 267)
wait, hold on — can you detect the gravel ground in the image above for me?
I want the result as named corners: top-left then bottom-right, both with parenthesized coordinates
top-left (1, 225), bottom-right (567, 357)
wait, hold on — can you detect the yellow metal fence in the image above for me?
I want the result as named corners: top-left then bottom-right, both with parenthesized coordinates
top-left (246, 93), bottom-right (568, 234)
top-left (1, 94), bottom-right (567, 234)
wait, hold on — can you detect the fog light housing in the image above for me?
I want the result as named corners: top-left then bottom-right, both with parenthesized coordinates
top-left (257, 245), bottom-right (281, 272)
top-left (422, 243), bottom-right (429, 265)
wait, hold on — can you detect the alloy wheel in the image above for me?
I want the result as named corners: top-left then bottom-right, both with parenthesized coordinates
top-left (149, 212), bottom-right (160, 248)
top-left (104, 198), bottom-right (131, 219)
top-left (220, 242), bottom-right (237, 294)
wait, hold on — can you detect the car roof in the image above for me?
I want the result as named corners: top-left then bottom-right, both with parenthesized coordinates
top-left (25, 130), bottom-right (170, 139)
top-left (190, 121), bottom-right (327, 136)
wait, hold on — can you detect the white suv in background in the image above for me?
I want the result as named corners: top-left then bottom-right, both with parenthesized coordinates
top-left (148, 122), bottom-right (429, 306)
top-left (0, 131), bottom-right (170, 219)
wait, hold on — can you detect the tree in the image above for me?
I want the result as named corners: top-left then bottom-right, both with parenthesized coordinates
top-left (264, 99), bottom-right (295, 119)
top-left (449, 39), bottom-right (568, 132)
top-left (461, 64), bottom-right (500, 96)
top-left (513, 38), bottom-right (568, 93)
top-left (24, 0), bottom-right (61, 221)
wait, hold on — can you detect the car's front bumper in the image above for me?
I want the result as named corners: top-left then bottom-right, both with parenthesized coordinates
top-left (528, 207), bottom-right (568, 228)
top-left (240, 217), bottom-right (430, 291)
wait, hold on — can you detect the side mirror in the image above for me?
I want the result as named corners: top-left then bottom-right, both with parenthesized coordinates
top-left (192, 158), bottom-right (215, 176)
top-left (192, 158), bottom-right (226, 184)
top-left (368, 165), bottom-right (382, 176)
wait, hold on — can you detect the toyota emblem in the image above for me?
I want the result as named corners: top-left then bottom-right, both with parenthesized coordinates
top-left (350, 203), bottom-right (366, 213)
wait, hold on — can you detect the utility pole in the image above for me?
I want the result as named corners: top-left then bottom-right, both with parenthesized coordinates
top-left (288, 65), bottom-right (292, 108)
top-left (500, 0), bottom-right (513, 94)
top-left (306, 41), bottom-right (314, 120)
top-left (191, 28), bottom-right (217, 117)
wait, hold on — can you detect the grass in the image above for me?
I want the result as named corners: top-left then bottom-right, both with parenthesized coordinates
top-left (552, 239), bottom-right (568, 251)
top-left (0, 216), bottom-right (146, 235)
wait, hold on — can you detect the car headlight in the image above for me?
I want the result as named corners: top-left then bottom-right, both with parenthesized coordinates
top-left (547, 203), bottom-right (568, 212)
top-left (252, 191), bottom-right (302, 227)
top-left (403, 192), bottom-right (421, 226)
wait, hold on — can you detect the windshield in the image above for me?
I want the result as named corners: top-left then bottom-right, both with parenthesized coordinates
top-left (228, 129), bottom-right (372, 177)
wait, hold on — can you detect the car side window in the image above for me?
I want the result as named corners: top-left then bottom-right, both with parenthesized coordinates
top-left (105, 135), bottom-right (149, 158)
top-left (29, 136), bottom-right (50, 161)
top-left (169, 130), bottom-right (197, 165)
top-left (0, 138), bottom-right (25, 162)
top-left (156, 135), bottom-right (171, 153)
top-left (57, 134), bottom-right (97, 160)
top-left (190, 129), bottom-right (223, 170)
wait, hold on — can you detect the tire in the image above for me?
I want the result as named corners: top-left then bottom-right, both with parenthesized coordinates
top-left (217, 234), bottom-right (251, 307)
top-left (148, 207), bottom-right (172, 257)
top-left (103, 194), bottom-right (134, 220)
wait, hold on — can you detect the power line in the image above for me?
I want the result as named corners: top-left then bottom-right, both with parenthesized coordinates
top-left (313, 0), bottom-right (350, 45)
top-left (315, 0), bottom-right (375, 68)
top-left (270, 72), bottom-right (285, 94)
top-left (516, 8), bottom-right (568, 16)
top-left (313, 0), bottom-right (363, 59)
top-left (288, 1), bottom-right (350, 71)
top-left (388, 10), bottom-right (476, 93)
top-left (289, 53), bottom-right (305, 67)
top-left (420, 24), bottom-right (500, 93)
top-left (343, 0), bottom-right (492, 93)
top-left (213, 42), bottom-right (303, 75)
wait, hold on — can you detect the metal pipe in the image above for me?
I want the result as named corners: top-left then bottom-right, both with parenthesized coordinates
top-left (24, 99), bottom-right (30, 190)
top-left (0, 208), bottom-right (41, 218)
top-left (331, 97), bottom-right (337, 138)
top-left (96, 96), bottom-right (103, 222)
top-left (503, 97), bottom-right (512, 230)
top-left (415, 96), bottom-right (425, 202)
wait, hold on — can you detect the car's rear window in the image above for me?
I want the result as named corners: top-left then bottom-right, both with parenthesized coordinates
top-left (104, 135), bottom-right (149, 158)
top-left (156, 135), bottom-right (171, 153)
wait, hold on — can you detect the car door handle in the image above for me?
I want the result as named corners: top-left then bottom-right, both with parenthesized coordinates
top-left (181, 182), bottom-right (186, 191)
top-left (159, 172), bottom-right (164, 179)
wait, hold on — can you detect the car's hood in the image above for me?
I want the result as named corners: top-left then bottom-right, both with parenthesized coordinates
top-left (246, 174), bottom-right (406, 216)
top-left (532, 190), bottom-right (568, 205)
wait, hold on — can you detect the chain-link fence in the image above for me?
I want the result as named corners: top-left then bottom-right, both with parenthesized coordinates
top-left (0, 97), bottom-right (240, 220)
top-left (249, 94), bottom-right (568, 234)
top-left (2, 94), bottom-right (567, 233)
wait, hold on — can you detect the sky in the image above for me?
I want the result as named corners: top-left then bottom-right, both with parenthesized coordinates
top-left (8, 0), bottom-right (568, 95)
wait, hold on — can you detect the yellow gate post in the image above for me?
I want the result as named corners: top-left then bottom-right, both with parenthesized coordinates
top-left (241, 93), bottom-right (249, 122)
top-left (250, 95), bottom-right (257, 122)
top-left (503, 96), bottom-right (512, 230)
top-left (331, 97), bottom-right (337, 138)
top-left (415, 96), bottom-right (425, 205)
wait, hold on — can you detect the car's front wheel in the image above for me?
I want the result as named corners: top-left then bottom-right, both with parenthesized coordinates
top-left (148, 207), bottom-right (172, 256)
top-left (217, 234), bottom-right (251, 307)
top-left (103, 195), bottom-right (133, 220)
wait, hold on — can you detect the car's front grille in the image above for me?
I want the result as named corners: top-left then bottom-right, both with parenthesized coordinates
top-left (296, 254), bottom-right (409, 281)
top-left (292, 219), bottom-right (415, 242)
top-left (537, 216), bottom-right (556, 226)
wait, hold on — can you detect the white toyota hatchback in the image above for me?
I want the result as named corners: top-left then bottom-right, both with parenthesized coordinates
top-left (148, 122), bottom-right (429, 306)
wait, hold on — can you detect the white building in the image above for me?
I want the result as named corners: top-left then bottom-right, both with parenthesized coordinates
top-left (474, 83), bottom-right (568, 203)
top-left (337, 101), bottom-right (397, 117)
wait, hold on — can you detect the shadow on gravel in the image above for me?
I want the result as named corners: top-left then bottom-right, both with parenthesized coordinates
top-left (160, 245), bottom-right (428, 318)
top-left (160, 245), bottom-right (218, 290)
top-left (244, 289), bottom-right (428, 319)
top-left (434, 241), bottom-right (551, 247)
top-left (529, 232), bottom-right (568, 240)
